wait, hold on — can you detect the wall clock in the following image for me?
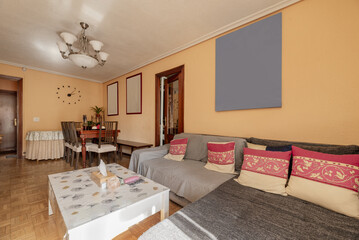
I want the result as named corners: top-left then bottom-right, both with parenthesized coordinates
top-left (56, 85), bottom-right (81, 104)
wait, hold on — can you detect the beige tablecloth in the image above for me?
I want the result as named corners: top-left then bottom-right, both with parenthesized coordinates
top-left (26, 131), bottom-right (64, 160)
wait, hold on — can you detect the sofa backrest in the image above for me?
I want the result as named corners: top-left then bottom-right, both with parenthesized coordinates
top-left (174, 133), bottom-right (207, 161)
top-left (174, 133), bottom-right (247, 170)
top-left (248, 137), bottom-right (359, 155)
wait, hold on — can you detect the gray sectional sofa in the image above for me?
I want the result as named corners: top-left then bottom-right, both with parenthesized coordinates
top-left (131, 133), bottom-right (359, 239)
top-left (130, 133), bottom-right (359, 206)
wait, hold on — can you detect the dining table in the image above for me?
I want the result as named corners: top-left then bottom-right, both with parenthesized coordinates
top-left (78, 129), bottom-right (120, 168)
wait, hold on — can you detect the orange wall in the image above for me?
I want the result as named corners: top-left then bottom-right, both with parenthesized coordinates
top-left (0, 78), bottom-right (18, 91)
top-left (103, 0), bottom-right (359, 146)
top-left (0, 63), bottom-right (103, 153)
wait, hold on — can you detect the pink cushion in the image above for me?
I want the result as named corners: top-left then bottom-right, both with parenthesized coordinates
top-left (207, 142), bottom-right (235, 165)
top-left (205, 142), bottom-right (236, 174)
top-left (242, 148), bottom-right (291, 179)
top-left (286, 146), bottom-right (359, 218)
top-left (236, 148), bottom-right (291, 195)
top-left (169, 138), bottom-right (188, 155)
top-left (291, 146), bottom-right (359, 192)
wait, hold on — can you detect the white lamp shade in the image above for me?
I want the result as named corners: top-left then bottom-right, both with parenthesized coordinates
top-left (57, 41), bottom-right (68, 52)
top-left (60, 32), bottom-right (77, 45)
top-left (99, 52), bottom-right (109, 61)
top-left (69, 53), bottom-right (98, 69)
top-left (89, 40), bottom-right (103, 51)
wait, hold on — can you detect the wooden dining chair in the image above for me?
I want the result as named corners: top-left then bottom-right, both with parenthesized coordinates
top-left (67, 122), bottom-right (93, 169)
top-left (61, 121), bottom-right (72, 163)
top-left (88, 121), bottom-right (118, 164)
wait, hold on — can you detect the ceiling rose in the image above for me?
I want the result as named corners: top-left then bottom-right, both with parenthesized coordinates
top-left (57, 22), bottom-right (109, 69)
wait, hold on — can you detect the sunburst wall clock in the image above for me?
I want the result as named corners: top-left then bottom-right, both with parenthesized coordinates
top-left (56, 85), bottom-right (81, 104)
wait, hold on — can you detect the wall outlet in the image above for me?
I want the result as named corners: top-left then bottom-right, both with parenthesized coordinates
top-left (33, 117), bottom-right (40, 122)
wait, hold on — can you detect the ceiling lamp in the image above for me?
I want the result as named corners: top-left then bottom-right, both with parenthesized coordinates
top-left (57, 22), bottom-right (109, 69)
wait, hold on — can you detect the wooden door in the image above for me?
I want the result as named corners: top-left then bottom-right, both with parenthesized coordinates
top-left (155, 65), bottom-right (184, 146)
top-left (164, 73), bottom-right (180, 143)
top-left (0, 91), bottom-right (17, 152)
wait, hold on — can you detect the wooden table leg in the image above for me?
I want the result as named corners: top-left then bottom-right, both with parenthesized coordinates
top-left (81, 136), bottom-right (86, 168)
top-left (119, 145), bottom-right (123, 160)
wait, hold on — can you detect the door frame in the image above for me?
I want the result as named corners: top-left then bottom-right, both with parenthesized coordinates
top-left (155, 65), bottom-right (184, 146)
top-left (17, 79), bottom-right (23, 158)
top-left (0, 75), bottom-right (23, 157)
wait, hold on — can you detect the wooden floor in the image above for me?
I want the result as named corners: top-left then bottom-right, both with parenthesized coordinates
top-left (0, 153), bottom-right (181, 240)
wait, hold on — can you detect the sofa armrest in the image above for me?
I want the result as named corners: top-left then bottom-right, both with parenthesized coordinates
top-left (129, 144), bottom-right (169, 172)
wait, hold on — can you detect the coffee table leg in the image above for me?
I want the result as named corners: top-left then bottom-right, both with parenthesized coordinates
top-left (48, 182), bottom-right (53, 215)
top-left (160, 191), bottom-right (169, 221)
top-left (81, 137), bottom-right (86, 168)
top-left (120, 145), bottom-right (123, 160)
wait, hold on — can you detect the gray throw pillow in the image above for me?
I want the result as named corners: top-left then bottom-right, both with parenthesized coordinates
top-left (173, 133), bottom-right (207, 161)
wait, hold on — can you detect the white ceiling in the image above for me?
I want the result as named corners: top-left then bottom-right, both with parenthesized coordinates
top-left (0, 0), bottom-right (298, 82)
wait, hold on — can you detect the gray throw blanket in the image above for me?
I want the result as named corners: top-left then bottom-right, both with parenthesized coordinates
top-left (129, 144), bottom-right (169, 172)
top-left (140, 179), bottom-right (359, 240)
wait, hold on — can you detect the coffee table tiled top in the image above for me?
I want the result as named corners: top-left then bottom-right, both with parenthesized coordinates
top-left (48, 163), bottom-right (169, 230)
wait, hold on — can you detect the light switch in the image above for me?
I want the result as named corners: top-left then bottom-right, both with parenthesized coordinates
top-left (33, 117), bottom-right (40, 122)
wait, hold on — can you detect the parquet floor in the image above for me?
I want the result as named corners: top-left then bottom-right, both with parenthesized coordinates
top-left (0, 153), bottom-right (181, 240)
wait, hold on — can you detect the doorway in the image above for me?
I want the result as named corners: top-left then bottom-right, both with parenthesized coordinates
top-left (0, 75), bottom-right (23, 157)
top-left (0, 90), bottom-right (17, 152)
top-left (155, 65), bottom-right (184, 146)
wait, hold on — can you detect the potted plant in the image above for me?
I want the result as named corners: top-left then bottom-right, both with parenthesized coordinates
top-left (90, 106), bottom-right (104, 124)
top-left (91, 106), bottom-right (104, 117)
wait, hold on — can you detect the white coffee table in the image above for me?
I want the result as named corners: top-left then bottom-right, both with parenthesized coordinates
top-left (48, 163), bottom-right (169, 240)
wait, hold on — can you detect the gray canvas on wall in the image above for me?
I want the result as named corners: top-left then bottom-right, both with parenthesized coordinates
top-left (215, 13), bottom-right (282, 111)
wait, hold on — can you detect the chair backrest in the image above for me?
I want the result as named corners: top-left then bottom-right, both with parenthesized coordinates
top-left (68, 122), bottom-right (80, 147)
top-left (61, 121), bottom-right (70, 143)
top-left (98, 121), bottom-right (118, 147)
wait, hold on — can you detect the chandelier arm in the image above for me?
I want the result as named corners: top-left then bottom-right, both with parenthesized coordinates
top-left (66, 44), bottom-right (75, 54)
top-left (94, 52), bottom-right (100, 61)
top-left (94, 53), bottom-right (106, 66)
top-left (60, 52), bottom-right (69, 59)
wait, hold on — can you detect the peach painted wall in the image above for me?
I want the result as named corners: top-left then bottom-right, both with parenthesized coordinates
top-left (0, 78), bottom-right (18, 91)
top-left (103, 0), bottom-right (359, 146)
top-left (0, 63), bottom-right (103, 153)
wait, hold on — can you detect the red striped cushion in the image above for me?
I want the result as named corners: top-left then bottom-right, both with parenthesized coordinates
top-left (236, 148), bottom-right (291, 196)
top-left (169, 138), bottom-right (188, 155)
top-left (164, 138), bottom-right (188, 161)
top-left (242, 148), bottom-right (291, 179)
top-left (286, 146), bottom-right (359, 219)
top-left (207, 142), bottom-right (235, 165)
top-left (205, 142), bottom-right (236, 174)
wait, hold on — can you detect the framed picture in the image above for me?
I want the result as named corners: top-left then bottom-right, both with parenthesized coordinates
top-left (107, 81), bottom-right (118, 116)
top-left (126, 73), bottom-right (142, 114)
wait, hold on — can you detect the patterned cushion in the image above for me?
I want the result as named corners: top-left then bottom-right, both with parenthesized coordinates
top-left (286, 146), bottom-right (359, 219)
top-left (236, 148), bottom-right (291, 195)
top-left (204, 142), bottom-right (236, 174)
top-left (247, 142), bottom-right (266, 150)
top-left (164, 138), bottom-right (188, 161)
